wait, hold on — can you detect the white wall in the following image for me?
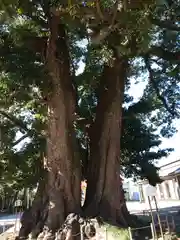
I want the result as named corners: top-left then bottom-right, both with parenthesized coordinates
top-left (168, 180), bottom-right (177, 199)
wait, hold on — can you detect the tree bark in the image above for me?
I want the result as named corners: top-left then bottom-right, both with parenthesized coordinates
top-left (84, 56), bottom-right (130, 226)
top-left (43, 12), bottom-right (81, 234)
top-left (18, 12), bottom-right (81, 239)
top-left (18, 177), bottom-right (48, 239)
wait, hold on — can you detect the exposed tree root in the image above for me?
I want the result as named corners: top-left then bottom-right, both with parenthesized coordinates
top-left (16, 203), bottom-right (147, 240)
top-left (16, 212), bottom-right (98, 240)
top-left (36, 213), bottom-right (97, 240)
top-left (15, 179), bottom-right (48, 240)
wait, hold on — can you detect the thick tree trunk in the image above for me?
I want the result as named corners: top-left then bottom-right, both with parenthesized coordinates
top-left (18, 177), bottom-right (48, 239)
top-left (84, 57), bottom-right (130, 226)
top-left (43, 12), bottom-right (81, 234)
top-left (17, 11), bottom-right (81, 240)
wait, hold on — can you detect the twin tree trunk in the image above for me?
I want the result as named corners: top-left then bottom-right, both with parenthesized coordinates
top-left (45, 14), bottom-right (81, 232)
top-left (84, 58), bottom-right (129, 226)
top-left (18, 12), bottom-right (130, 239)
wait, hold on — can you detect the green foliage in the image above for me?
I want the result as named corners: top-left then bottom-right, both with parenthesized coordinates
top-left (0, 0), bottom-right (179, 198)
top-left (121, 99), bottom-right (173, 185)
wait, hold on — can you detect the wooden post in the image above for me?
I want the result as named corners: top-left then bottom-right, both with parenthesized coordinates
top-left (2, 223), bottom-right (5, 233)
top-left (105, 227), bottom-right (107, 240)
top-left (26, 188), bottom-right (29, 209)
top-left (172, 216), bottom-right (175, 231)
top-left (14, 207), bottom-right (18, 235)
top-left (148, 196), bottom-right (157, 239)
top-left (151, 223), bottom-right (155, 240)
top-left (166, 215), bottom-right (170, 233)
top-left (14, 199), bottom-right (23, 236)
top-left (153, 196), bottom-right (164, 240)
top-left (128, 227), bottom-right (133, 240)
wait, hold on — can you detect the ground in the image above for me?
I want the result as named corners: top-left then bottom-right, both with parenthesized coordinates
top-left (1, 201), bottom-right (180, 239)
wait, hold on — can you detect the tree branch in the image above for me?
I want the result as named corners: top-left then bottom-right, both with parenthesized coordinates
top-left (147, 46), bottom-right (180, 62)
top-left (151, 18), bottom-right (180, 31)
top-left (111, 0), bottom-right (119, 25)
top-left (12, 134), bottom-right (29, 147)
top-left (0, 110), bottom-right (38, 138)
top-left (30, 15), bottom-right (48, 28)
top-left (144, 56), bottom-right (178, 117)
top-left (96, 0), bottom-right (105, 21)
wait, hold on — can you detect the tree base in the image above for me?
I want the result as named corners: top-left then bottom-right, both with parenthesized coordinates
top-left (16, 212), bottom-right (145, 240)
top-left (16, 213), bottom-right (97, 240)
top-left (16, 191), bottom-right (143, 240)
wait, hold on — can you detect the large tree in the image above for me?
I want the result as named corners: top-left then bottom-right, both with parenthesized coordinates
top-left (0, 95), bottom-right (172, 210)
top-left (0, 0), bottom-right (179, 239)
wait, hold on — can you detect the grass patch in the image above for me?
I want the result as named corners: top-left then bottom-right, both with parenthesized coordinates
top-left (103, 223), bottom-right (130, 240)
top-left (99, 215), bottom-right (152, 240)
